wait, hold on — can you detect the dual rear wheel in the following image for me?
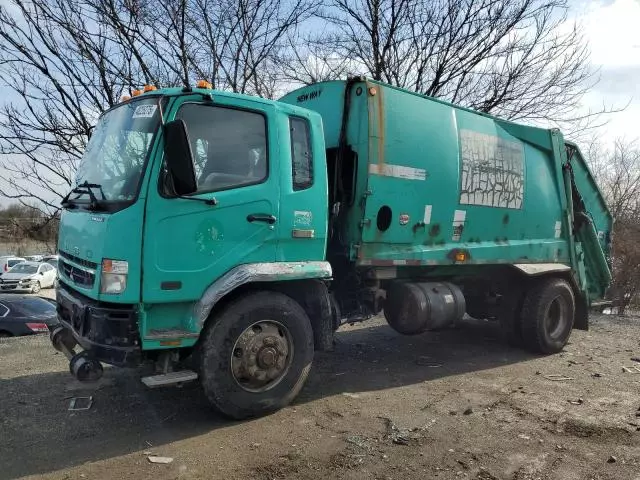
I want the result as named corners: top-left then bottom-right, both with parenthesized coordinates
top-left (501, 277), bottom-right (575, 354)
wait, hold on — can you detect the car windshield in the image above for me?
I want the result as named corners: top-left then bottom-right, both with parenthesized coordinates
top-left (9, 264), bottom-right (37, 274)
top-left (47, 259), bottom-right (58, 269)
top-left (13, 298), bottom-right (55, 316)
top-left (72, 97), bottom-right (161, 202)
top-left (7, 260), bottom-right (23, 267)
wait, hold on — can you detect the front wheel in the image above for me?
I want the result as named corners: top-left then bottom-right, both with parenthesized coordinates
top-left (520, 278), bottom-right (575, 354)
top-left (31, 281), bottom-right (41, 294)
top-left (199, 291), bottom-right (314, 419)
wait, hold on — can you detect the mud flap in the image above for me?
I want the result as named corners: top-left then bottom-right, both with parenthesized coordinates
top-left (574, 292), bottom-right (589, 331)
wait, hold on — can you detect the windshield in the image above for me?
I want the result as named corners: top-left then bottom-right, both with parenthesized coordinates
top-left (14, 298), bottom-right (56, 316)
top-left (73, 98), bottom-right (161, 202)
top-left (9, 264), bottom-right (37, 274)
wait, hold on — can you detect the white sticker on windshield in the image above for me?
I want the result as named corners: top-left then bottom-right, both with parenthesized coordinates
top-left (132, 104), bottom-right (157, 118)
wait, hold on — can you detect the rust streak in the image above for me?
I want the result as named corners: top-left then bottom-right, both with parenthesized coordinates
top-left (366, 80), bottom-right (375, 176)
top-left (377, 84), bottom-right (385, 168)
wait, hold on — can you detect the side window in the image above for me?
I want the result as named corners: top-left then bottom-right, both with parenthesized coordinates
top-left (290, 117), bottom-right (312, 191)
top-left (174, 104), bottom-right (268, 193)
top-left (0, 303), bottom-right (8, 317)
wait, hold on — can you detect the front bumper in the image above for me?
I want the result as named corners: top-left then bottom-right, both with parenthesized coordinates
top-left (56, 283), bottom-right (141, 367)
top-left (0, 281), bottom-right (36, 292)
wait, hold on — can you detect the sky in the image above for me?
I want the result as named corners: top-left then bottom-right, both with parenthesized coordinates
top-left (572, 0), bottom-right (640, 143)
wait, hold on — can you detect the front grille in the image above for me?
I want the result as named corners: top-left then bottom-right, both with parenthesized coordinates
top-left (59, 250), bottom-right (99, 270)
top-left (60, 259), bottom-right (96, 288)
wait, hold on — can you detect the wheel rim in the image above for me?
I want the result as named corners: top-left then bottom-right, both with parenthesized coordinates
top-left (230, 320), bottom-right (294, 393)
top-left (544, 296), bottom-right (566, 339)
top-left (32, 282), bottom-right (40, 293)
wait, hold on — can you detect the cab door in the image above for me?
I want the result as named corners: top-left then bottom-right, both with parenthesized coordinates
top-left (276, 113), bottom-right (328, 262)
top-left (142, 96), bottom-right (280, 304)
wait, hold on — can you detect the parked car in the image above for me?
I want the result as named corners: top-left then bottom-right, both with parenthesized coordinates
top-left (0, 261), bottom-right (57, 293)
top-left (45, 257), bottom-right (58, 268)
top-left (0, 294), bottom-right (58, 337)
top-left (0, 256), bottom-right (26, 273)
top-left (24, 255), bottom-right (44, 262)
top-left (44, 256), bottom-right (59, 288)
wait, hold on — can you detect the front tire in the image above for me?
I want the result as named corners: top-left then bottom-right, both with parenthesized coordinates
top-left (199, 291), bottom-right (314, 419)
top-left (31, 281), bottom-right (41, 294)
top-left (521, 278), bottom-right (575, 354)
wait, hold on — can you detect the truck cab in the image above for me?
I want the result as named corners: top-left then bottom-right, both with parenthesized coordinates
top-left (53, 86), bottom-right (334, 417)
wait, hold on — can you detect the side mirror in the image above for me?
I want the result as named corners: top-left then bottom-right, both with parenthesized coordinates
top-left (163, 119), bottom-right (197, 196)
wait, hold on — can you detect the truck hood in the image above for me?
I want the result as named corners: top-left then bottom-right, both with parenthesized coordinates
top-left (58, 203), bottom-right (145, 303)
top-left (59, 211), bottom-right (109, 265)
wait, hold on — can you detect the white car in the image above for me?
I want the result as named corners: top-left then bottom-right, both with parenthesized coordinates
top-left (0, 256), bottom-right (26, 273)
top-left (0, 261), bottom-right (57, 293)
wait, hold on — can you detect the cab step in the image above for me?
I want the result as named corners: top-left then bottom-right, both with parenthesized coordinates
top-left (141, 370), bottom-right (198, 388)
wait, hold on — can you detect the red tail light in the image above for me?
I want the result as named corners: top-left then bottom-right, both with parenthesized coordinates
top-left (26, 323), bottom-right (49, 333)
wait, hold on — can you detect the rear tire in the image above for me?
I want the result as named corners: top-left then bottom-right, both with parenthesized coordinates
top-left (520, 278), bottom-right (575, 354)
top-left (0, 331), bottom-right (12, 338)
top-left (199, 291), bottom-right (314, 419)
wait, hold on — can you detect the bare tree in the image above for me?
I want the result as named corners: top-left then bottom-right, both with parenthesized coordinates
top-left (276, 32), bottom-right (354, 88)
top-left (188, 0), bottom-right (315, 97)
top-left (0, 0), bottom-right (157, 215)
top-left (286, 0), bottom-right (609, 135)
top-left (0, 0), bottom-right (312, 217)
top-left (587, 139), bottom-right (640, 315)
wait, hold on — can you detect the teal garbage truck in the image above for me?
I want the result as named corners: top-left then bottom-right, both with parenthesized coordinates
top-left (50, 78), bottom-right (612, 419)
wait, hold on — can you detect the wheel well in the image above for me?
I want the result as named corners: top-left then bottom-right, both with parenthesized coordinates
top-left (461, 266), bottom-right (588, 331)
top-left (202, 279), bottom-right (335, 352)
top-left (507, 268), bottom-right (588, 331)
top-left (0, 329), bottom-right (13, 337)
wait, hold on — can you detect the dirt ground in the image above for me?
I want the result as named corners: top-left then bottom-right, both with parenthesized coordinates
top-left (1, 312), bottom-right (640, 480)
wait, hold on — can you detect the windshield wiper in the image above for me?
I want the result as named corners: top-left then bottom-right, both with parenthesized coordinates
top-left (61, 181), bottom-right (107, 211)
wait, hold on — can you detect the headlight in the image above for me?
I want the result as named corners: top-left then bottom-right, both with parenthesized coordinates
top-left (100, 259), bottom-right (128, 294)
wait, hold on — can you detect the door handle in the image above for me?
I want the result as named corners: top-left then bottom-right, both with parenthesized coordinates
top-left (247, 213), bottom-right (277, 224)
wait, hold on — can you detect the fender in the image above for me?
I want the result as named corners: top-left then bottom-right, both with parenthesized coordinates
top-left (192, 261), bottom-right (332, 328)
top-left (512, 263), bottom-right (571, 276)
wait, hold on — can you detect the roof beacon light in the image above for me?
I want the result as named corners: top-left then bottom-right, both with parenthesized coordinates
top-left (196, 80), bottom-right (213, 89)
top-left (143, 84), bottom-right (157, 92)
top-left (131, 89), bottom-right (143, 97)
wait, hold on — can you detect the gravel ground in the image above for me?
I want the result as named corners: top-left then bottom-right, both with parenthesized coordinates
top-left (1, 313), bottom-right (639, 480)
